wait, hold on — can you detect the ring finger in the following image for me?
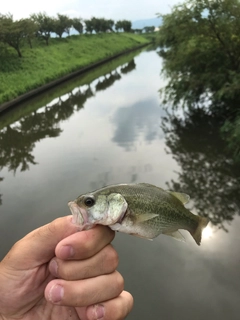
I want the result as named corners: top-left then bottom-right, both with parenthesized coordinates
top-left (45, 271), bottom-right (124, 307)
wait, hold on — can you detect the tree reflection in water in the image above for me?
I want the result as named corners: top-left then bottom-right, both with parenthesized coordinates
top-left (0, 58), bottom-right (137, 205)
top-left (120, 59), bottom-right (136, 74)
top-left (95, 71), bottom-right (121, 91)
top-left (162, 108), bottom-right (240, 231)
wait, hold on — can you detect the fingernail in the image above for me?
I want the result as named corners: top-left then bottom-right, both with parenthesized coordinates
top-left (87, 304), bottom-right (105, 320)
top-left (59, 245), bottom-right (74, 259)
top-left (49, 284), bottom-right (64, 303)
top-left (49, 259), bottom-right (58, 277)
top-left (95, 305), bottom-right (105, 320)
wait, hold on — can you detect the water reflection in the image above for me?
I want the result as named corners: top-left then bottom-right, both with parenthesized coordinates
top-left (112, 99), bottom-right (164, 150)
top-left (95, 71), bottom-right (121, 91)
top-left (0, 55), bottom-right (140, 205)
top-left (120, 59), bottom-right (136, 74)
top-left (63, 86), bottom-right (94, 111)
top-left (162, 108), bottom-right (240, 231)
top-left (1, 48), bottom-right (240, 320)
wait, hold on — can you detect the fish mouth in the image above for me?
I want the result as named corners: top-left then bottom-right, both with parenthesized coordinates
top-left (68, 201), bottom-right (88, 228)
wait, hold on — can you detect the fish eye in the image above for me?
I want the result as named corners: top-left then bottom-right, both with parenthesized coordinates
top-left (84, 197), bottom-right (95, 207)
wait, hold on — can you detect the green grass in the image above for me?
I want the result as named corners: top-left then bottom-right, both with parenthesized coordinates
top-left (0, 33), bottom-right (150, 104)
top-left (0, 48), bottom-right (144, 130)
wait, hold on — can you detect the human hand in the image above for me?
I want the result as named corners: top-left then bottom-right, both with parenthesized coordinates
top-left (0, 216), bottom-right (133, 320)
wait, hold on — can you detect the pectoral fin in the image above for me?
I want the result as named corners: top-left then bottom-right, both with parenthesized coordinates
top-left (163, 230), bottom-right (186, 242)
top-left (135, 214), bottom-right (159, 223)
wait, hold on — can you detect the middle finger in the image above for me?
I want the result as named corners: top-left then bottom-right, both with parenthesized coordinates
top-left (49, 244), bottom-right (119, 280)
top-left (55, 225), bottom-right (115, 260)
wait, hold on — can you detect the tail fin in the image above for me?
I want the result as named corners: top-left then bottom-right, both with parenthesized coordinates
top-left (190, 216), bottom-right (209, 246)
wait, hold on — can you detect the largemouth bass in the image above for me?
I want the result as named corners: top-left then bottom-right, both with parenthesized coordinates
top-left (68, 183), bottom-right (209, 246)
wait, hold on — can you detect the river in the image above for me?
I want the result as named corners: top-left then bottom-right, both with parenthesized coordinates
top-left (0, 47), bottom-right (240, 320)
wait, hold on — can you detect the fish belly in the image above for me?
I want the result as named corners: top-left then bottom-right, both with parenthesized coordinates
top-left (110, 220), bottom-right (162, 239)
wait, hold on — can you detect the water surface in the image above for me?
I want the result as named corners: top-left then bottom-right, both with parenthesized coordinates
top-left (0, 48), bottom-right (240, 320)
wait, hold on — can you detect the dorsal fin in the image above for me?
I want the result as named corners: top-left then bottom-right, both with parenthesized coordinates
top-left (138, 183), bottom-right (164, 191)
top-left (138, 183), bottom-right (157, 187)
top-left (167, 191), bottom-right (190, 204)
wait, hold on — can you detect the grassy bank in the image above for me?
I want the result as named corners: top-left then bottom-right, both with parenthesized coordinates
top-left (0, 33), bottom-right (149, 104)
top-left (0, 49), bottom-right (143, 130)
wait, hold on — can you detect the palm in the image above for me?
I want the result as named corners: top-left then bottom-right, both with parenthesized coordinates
top-left (1, 262), bottom-right (82, 320)
top-left (0, 218), bottom-right (133, 320)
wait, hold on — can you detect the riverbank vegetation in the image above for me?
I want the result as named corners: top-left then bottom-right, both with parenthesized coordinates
top-left (157, 0), bottom-right (240, 161)
top-left (0, 49), bottom-right (141, 130)
top-left (0, 12), bottom-right (153, 105)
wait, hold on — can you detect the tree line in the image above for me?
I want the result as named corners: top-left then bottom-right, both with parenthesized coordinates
top-left (157, 0), bottom-right (240, 161)
top-left (0, 12), bottom-right (155, 58)
top-left (0, 13), bottom-right (132, 57)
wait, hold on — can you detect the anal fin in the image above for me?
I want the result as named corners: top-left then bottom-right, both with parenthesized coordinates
top-left (163, 230), bottom-right (186, 242)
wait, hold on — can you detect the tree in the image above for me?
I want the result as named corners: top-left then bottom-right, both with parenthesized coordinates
top-left (84, 19), bottom-right (94, 33)
top-left (0, 14), bottom-right (25, 57)
top-left (121, 20), bottom-right (132, 32)
top-left (157, 0), bottom-right (240, 166)
top-left (132, 29), bottom-right (143, 34)
top-left (19, 18), bottom-right (37, 49)
top-left (31, 12), bottom-right (54, 45)
top-left (115, 20), bottom-right (132, 32)
top-left (143, 26), bottom-right (155, 33)
top-left (157, 0), bottom-right (240, 109)
top-left (105, 19), bottom-right (114, 32)
top-left (84, 17), bottom-right (114, 33)
top-left (91, 17), bottom-right (102, 33)
top-left (115, 21), bottom-right (123, 32)
top-left (53, 14), bottom-right (72, 38)
top-left (72, 18), bottom-right (83, 34)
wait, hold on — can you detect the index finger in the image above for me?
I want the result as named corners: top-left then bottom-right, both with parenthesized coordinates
top-left (1, 216), bottom-right (79, 269)
top-left (55, 225), bottom-right (115, 260)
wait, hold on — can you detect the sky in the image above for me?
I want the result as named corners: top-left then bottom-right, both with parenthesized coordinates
top-left (1, 0), bottom-right (181, 21)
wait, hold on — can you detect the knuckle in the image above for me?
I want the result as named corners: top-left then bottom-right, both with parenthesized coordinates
top-left (80, 265), bottom-right (95, 279)
top-left (125, 292), bottom-right (134, 312)
top-left (78, 231), bottom-right (94, 253)
top-left (60, 265), bottom-right (76, 281)
top-left (54, 260), bottom-right (71, 280)
top-left (115, 272), bottom-right (124, 292)
top-left (37, 219), bottom-right (59, 240)
top-left (105, 246), bottom-right (119, 270)
top-left (57, 266), bottom-right (67, 280)
top-left (116, 292), bottom-right (134, 320)
top-left (46, 219), bottom-right (59, 236)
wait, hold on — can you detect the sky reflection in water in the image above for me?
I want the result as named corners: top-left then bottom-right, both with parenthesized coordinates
top-left (0, 49), bottom-right (240, 320)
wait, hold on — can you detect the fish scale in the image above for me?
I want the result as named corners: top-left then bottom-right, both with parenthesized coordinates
top-left (94, 183), bottom-right (197, 229)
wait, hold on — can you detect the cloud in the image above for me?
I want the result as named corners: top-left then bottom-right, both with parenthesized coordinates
top-left (1, 0), bottom-right (180, 21)
top-left (112, 99), bottom-right (165, 150)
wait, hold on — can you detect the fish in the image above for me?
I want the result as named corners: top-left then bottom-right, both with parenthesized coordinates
top-left (68, 183), bottom-right (209, 246)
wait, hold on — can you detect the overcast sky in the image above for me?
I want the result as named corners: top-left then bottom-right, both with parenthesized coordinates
top-left (1, 0), bottom-right (181, 21)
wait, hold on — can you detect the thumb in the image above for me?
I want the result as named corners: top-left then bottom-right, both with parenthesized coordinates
top-left (1, 215), bottom-right (79, 269)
